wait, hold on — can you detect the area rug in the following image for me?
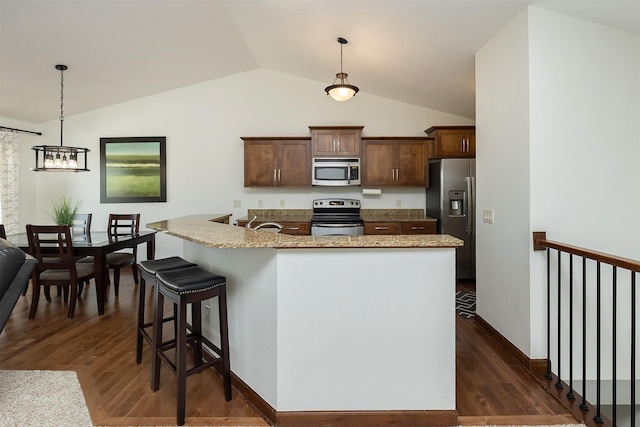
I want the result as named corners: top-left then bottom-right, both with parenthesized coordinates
top-left (0, 369), bottom-right (93, 427)
top-left (456, 290), bottom-right (476, 319)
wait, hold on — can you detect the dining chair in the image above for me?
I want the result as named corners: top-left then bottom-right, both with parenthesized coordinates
top-left (107, 213), bottom-right (140, 296)
top-left (73, 213), bottom-right (93, 296)
top-left (26, 224), bottom-right (95, 319)
top-left (72, 213), bottom-right (92, 237)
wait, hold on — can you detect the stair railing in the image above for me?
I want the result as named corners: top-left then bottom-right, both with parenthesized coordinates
top-left (533, 232), bottom-right (640, 426)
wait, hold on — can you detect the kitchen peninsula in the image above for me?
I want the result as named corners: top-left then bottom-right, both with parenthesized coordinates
top-left (146, 215), bottom-right (463, 426)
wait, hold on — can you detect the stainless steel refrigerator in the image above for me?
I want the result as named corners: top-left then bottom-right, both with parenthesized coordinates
top-left (426, 159), bottom-right (476, 280)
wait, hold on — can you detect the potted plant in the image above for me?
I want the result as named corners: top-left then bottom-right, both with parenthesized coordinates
top-left (48, 196), bottom-right (83, 226)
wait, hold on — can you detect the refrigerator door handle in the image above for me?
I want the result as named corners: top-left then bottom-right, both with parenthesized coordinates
top-left (465, 176), bottom-right (474, 235)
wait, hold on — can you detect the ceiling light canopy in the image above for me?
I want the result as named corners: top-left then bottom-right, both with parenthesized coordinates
top-left (31, 64), bottom-right (90, 172)
top-left (325, 37), bottom-right (359, 102)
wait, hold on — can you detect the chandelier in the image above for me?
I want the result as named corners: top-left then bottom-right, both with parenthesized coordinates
top-left (31, 64), bottom-right (90, 172)
top-left (324, 37), bottom-right (359, 101)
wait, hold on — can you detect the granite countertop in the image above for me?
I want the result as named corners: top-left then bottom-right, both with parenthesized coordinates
top-left (147, 214), bottom-right (462, 249)
top-left (237, 209), bottom-right (436, 223)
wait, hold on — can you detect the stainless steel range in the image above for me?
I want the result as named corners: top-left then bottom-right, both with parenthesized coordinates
top-left (311, 198), bottom-right (364, 236)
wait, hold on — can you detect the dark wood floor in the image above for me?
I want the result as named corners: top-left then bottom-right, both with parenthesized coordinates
top-left (0, 272), bottom-right (577, 426)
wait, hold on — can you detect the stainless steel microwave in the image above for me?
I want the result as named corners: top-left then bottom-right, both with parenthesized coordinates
top-left (312, 158), bottom-right (361, 186)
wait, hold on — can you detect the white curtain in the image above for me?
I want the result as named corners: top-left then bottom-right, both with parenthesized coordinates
top-left (0, 129), bottom-right (20, 235)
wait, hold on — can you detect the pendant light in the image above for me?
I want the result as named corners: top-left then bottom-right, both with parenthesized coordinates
top-left (324, 37), bottom-right (359, 101)
top-left (31, 64), bottom-right (90, 172)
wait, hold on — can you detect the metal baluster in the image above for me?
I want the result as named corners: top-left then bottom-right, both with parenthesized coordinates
top-left (612, 267), bottom-right (617, 427)
top-left (580, 257), bottom-right (589, 411)
top-left (546, 247), bottom-right (552, 380)
top-left (594, 261), bottom-right (603, 424)
top-left (632, 271), bottom-right (636, 427)
top-left (568, 254), bottom-right (575, 399)
top-left (556, 250), bottom-right (563, 389)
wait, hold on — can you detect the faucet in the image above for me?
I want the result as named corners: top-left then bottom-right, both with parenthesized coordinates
top-left (246, 215), bottom-right (257, 229)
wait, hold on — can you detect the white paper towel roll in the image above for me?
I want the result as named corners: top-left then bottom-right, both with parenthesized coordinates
top-left (362, 188), bottom-right (382, 195)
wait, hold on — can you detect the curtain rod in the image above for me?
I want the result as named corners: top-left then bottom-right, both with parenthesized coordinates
top-left (0, 126), bottom-right (42, 136)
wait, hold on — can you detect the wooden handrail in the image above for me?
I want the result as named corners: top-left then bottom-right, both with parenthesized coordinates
top-left (533, 231), bottom-right (640, 273)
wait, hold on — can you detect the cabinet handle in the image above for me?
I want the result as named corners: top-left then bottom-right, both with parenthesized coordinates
top-left (334, 139), bottom-right (337, 152)
top-left (273, 169), bottom-right (277, 182)
top-left (285, 227), bottom-right (300, 230)
top-left (391, 169), bottom-right (395, 181)
top-left (278, 169), bottom-right (281, 182)
top-left (374, 226), bottom-right (389, 230)
top-left (412, 226), bottom-right (426, 230)
top-left (461, 138), bottom-right (465, 152)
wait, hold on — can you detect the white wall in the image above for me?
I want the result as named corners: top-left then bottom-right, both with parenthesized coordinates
top-left (476, 6), bottom-right (640, 364)
top-left (475, 10), bottom-right (532, 354)
top-left (23, 69), bottom-right (473, 258)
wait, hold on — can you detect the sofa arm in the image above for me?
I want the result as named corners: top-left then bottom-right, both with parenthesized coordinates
top-left (0, 238), bottom-right (37, 334)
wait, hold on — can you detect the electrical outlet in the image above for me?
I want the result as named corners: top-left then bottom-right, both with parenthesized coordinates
top-left (280, 200), bottom-right (285, 207)
top-left (483, 209), bottom-right (494, 224)
top-left (396, 199), bottom-right (402, 207)
top-left (203, 304), bottom-right (211, 321)
top-left (257, 200), bottom-right (263, 208)
top-left (233, 200), bottom-right (241, 208)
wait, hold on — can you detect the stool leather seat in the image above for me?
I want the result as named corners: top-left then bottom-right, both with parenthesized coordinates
top-left (136, 256), bottom-right (197, 365)
top-left (139, 256), bottom-right (197, 277)
top-left (155, 266), bottom-right (225, 294)
top-left (152, 264), bottom-right (232, 426)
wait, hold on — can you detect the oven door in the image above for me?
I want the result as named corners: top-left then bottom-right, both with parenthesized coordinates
top-left (311, 223), bottom-right (364, 236)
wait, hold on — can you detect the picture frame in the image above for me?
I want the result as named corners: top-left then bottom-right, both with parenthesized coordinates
top-left (100, 136), bottom-right (167, 203)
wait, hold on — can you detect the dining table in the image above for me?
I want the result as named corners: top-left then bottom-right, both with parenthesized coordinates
top-left (8, 230), bottom-right (156, 316)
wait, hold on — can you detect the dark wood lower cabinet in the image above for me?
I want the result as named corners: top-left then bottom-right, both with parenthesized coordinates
top-left (365, 221), bottom-right (436, 235)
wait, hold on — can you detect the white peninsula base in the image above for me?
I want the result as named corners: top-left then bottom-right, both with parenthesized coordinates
top-left (182, 242), bottom-right (456, 426)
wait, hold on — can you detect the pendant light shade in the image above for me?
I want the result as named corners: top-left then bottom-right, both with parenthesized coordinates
top-left (325, 37), bottom-right (359, 101)
top-left (31, 64), bottom-right (90, 172)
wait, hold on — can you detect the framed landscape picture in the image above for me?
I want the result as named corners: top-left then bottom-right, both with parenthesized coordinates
top-left (100, 136), bottom-right (167, 203)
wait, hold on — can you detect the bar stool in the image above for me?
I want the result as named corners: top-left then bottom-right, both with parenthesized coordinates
top-left (152, 265), bottom-right (231, 426)
top-left (136, 256), bottom-right (196, 364)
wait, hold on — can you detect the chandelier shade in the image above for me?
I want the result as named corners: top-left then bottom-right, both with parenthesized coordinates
top-left (31, 64), bottom-right (90, 172)
top-left (324, 38), bottom-right (359, 101)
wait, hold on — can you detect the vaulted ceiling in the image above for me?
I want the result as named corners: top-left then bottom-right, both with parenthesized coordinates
top-left (1, 0), bottom-right (638, 124)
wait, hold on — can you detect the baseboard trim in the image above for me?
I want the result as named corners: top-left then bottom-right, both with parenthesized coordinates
top-left (216, 364), bottom-right (457, 427)
top-left (474, 314), bottom-right (546, 371)
top-left (276, 410), bottom-right (458, 427)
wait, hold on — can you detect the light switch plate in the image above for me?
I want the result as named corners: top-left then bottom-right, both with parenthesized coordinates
top-left (233, 200), bottom-right (241, 208)
top-left (483, 209), bottom-right (494, 224)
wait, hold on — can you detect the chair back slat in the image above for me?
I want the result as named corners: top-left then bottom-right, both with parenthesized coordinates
top-left (0, 224), bottom-right (6, 239)
top-left (108, 214), bottom-right (140, 238)
top-left (26, 224), bottom-right (76, 270)
top-left (72, 214), bottom-right (92, 235)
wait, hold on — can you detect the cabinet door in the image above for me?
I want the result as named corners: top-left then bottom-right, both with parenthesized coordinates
top-left (396, 140), bottom-right (428, 186)
top-left (435, 129), bottom-right (475, 158)
top-left (312, 130), bottom-right (337, 156)
top-left (277, 140), bottom-right (311, 186)
top-left (244, 141), bottom-right (278, 187)
top-left (361, 141), bottom-right (395, 187)
top-left (335, 130), bottom-right (360, 156)
top-left (311, 128), bottom-right (361, 156)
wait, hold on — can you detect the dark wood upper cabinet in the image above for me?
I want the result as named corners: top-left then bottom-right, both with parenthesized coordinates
top-left (309, 126), bottom-right (363, 157)
top-left (361, 137), bottom-right (430, 187)
top-left (425, 126), bottom-right (475, 158)
top-left (243, 137), bottom-right (311, 187)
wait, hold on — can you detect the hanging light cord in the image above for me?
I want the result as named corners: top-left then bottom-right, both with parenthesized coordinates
top-left (59, 66), bottom-right (64, 147)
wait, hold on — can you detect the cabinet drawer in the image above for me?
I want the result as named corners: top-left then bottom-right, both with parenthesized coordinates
top-left (364, 222), bottom-right (402, 235)
top-left (279, 222), bottom-right (311, 235)
top-left (401, 221), bottom-right (436, 234)
top-left (236, 221), bottom-right (311, 235)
